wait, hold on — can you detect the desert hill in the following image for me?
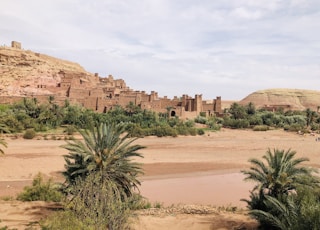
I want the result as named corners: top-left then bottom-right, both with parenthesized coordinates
top-left (239, 88), bottom-right (320, 111)
top-left (0, 43), bottom-right (96, 97)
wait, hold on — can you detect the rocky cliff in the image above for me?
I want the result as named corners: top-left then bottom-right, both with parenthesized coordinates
top-left (0, 45), bottom-right (96, 96)
top-left (239, 88), bottom-right (320, 111)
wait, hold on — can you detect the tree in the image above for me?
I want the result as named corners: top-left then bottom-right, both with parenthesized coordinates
top-left (246, 102), bottom-right (256, 115)
top-left (305, 108), bottom-right (317, 128)
top-left (229, 102), bottom-right (247, 119)
top-left (62, 122), bottom-right (145, 197)
top-left (242, 148), bottom-right (318, 198)
top-left (249, 195), bottom-right (298, 230)
top-left (248, 189), bottom-right (320, 230)
top-left (0, 138), bottom-right (7, 154)
top-left (242, 149), bottom-right (320, 229)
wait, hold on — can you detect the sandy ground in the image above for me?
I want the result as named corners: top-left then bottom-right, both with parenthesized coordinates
top-left (0, 128), bottom-right (319, 229)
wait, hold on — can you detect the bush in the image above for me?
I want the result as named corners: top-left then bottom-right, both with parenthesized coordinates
top-left (188, 127), bottom-right (197, 136)
top-left (64, 125), bottom-right (76, 135)
top-left (197, 129), bottom-right (205, 135)
top-left (151, 126), bottom-right (177, 137)
top-left (206, 120), bottom-right (221, 130)
top-left (184, 119), bottom-right (195, 128)
top-left (283, 124), bottom-right (306, 132)
top-left (252, 125), bottom-right (269, 131)
top-left (23, 129), bottom-right (36, 139)
top-left (40, 210), bottom-right (91, 230)
top-left (17, 173), bottom-right (63, 202)
top-left (223, 118), bottom-right (249, 129)
top-left (195, 116), bottom-right (207, 124)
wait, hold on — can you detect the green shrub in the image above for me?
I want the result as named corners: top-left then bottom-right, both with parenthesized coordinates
top-left (188, 127), bottom-right (197, 136)
top-left (283, 124), bottom-right (306, 132)
top-left (197, 129), bottom-right (205, 135)
top-left (176, 126), bottom-right (188, 135)
top-left (223, 118), bottom-right (249, 129)
top-left (206, 120), bottom-right (221, 130)
top-left (23, 129), bottom-right (36, 139)
top-left (128, 193), bottom-right (152, 210)
top-left (64, 125), bottom-right (76, 135)
top-left (195, 116), bottom-right (207, 124)
top-left (127, 125), bottom-right (145, 137)
top-left (17, 173), bottom-right (63, 202)
top-left (151, 126), bottom-right (177, 137)
top-left (40, 210), bottom-right (93, 230)
top-left (184, 119), bottom-right (195, 128)
top-left (252, 125), bottom-right (269, 131)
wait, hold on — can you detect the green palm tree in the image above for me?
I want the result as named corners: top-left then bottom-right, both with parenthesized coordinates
top-left (249, 195), bottom-right (298, 230)
top-left (250, 191), bottom-right (320, 230)
top-left (241, 148), bottom-right (318, 197)
top-left (62, 122), bottom-right (145, 197)
top-left (242, 149), bottom-right (320, 229)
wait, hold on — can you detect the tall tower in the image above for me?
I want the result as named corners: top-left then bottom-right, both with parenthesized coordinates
top-left (195, 94), bottom-right (203, 114)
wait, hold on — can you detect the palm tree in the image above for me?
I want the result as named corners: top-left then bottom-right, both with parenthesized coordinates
top-left (305, 108), bottom-right (317, 128)
top-left (242, 149), bottom-right (320, 229)
top-left (62, 122), bottom-right (145, 197)
top-left (241, 148), bottom-right (318, 197)
top-left (0, 123), bottom-right (8, 155)
top-left (249, 195), bottom-right (298, 230)
top-left (249, 191), bottom-right (320, 230)
top-left (0, 138), bottom-right (7, 155)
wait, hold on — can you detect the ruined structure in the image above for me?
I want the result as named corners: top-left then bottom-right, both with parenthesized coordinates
top-left (0, 41), bottom-right (222, 119)
top-left (11, 41), bottom-right (21, 49)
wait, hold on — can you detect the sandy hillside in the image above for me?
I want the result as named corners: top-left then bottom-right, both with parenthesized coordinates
top-left (0, 128), bottom-right (319, 229)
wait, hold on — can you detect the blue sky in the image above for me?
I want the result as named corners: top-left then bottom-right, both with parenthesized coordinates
top-left (1, 0), bottom-right (320, 100)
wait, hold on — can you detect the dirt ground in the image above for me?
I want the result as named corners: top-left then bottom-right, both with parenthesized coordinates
top-left (0, 128), bottom-right (319, 229)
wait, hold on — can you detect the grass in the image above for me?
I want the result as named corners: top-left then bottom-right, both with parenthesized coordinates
top-left (0, 196), bottom-right (14, 201)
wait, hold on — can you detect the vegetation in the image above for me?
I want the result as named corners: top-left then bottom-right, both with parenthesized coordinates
top-left (0, 138), bottom-right (6, 155)
top-left (1, 97), bottom-right (320, 138)
top-left (223, 102), bottom-right (320, 132)
top-left (62, 122), bottom-right (145, 197)
top-left (42, 171), bottom-right (132, 229)
top-left (0, 98), bottom-right (214, 137)
top-left (22, 129), bottom-right (36, 139)
top-left (242, 149), bottom-right (320, 229)
top-left (17, 173), bottom-right (63, 202)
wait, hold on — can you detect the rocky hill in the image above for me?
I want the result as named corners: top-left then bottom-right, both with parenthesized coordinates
top-left (0, 44), bottom-right (96, 96)
top-left (239, 88), bottom-right (320, 111)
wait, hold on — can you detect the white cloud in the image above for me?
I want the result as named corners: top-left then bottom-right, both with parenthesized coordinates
top-left (1, 0), bottom-right (320, 100)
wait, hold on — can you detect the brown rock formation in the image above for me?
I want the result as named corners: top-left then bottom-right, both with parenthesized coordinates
top-left (0, 44), bottom-right (96, 97)
top-left (239, 88), bottom-right (320, 111)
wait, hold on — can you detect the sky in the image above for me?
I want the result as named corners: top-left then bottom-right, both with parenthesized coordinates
top-left (1, 0), bottom-right (320, 100)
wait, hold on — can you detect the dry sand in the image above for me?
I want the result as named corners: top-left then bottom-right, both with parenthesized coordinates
top-left (0, 128), bottom-right (319, 229)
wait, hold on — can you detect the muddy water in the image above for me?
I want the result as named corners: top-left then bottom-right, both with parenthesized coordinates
top-left (140, 173), bottom-right (253, 207)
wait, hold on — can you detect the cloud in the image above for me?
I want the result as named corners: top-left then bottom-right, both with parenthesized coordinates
top-left (1, 0), bottom-right (320, 100)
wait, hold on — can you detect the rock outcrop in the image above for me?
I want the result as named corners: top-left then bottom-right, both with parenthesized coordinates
top-left (239, 88), bottom-right (320, 111)
top-left (0, 45), bottom-right (96, 97)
